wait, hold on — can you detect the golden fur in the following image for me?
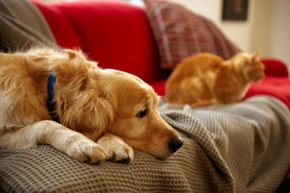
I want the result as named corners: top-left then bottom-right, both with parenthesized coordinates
top-left (0, 48), bottom-right (183, 163)
top-left (166, 52), bottom-right (265, 107)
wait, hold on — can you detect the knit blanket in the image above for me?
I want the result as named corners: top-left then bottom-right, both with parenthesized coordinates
top-left (0, 0), bottom-right (56, 52)
top-left (1, 95), bottom-right (290, 193)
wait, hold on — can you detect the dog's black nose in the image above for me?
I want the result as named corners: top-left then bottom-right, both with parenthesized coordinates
top-left (169, 138), bottom-right (183, 153)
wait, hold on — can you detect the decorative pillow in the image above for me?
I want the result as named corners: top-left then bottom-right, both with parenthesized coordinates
top-left (143, 0), bottom-right (240, 69)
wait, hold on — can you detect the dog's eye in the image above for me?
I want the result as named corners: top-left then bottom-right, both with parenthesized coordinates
top-left (136, 107), bottom-right (148, 118)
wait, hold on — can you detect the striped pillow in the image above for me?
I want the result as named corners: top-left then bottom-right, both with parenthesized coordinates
top-left (143, 0), bottom-right (240, 69)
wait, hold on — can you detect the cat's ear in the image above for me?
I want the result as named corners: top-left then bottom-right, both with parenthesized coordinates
top-left (252, 52), bottom-right (261, 62)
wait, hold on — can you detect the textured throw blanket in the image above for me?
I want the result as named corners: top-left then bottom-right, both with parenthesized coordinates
top-left (0, 0), bottom-right (56, 52)
top-left (1, 95), bottom-right (290, 193)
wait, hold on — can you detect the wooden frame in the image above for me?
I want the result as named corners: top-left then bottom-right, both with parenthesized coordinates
top-left (222, 0), bottom-right (249, 21)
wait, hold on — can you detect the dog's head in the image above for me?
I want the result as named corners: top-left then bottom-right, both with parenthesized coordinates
top-left (53, 50), bottom-right (183, 159)
top-left (102, 69), bottom-right (183, 158)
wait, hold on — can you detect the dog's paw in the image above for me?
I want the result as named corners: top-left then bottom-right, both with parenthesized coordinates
top-left (66, 138), bottom-right (108, 164)
top-left (97, 134), bottom-right (134, 163)
top-left (107, 143), bottom-right (134, 163)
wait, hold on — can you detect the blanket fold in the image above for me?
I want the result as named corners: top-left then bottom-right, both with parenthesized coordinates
top-left (159, 95), bottom-right (290, 192)
top-left (0, 0), bottom-right (56, 52)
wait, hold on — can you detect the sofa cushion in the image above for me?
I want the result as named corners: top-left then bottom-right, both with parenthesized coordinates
top-left (150, 79), bottom-right (166, 96)
top-left (34, 1), bottom-right (82, 49)
top-left (261, 58), bottom-right (289, 77)
top-left (143, 0), bottom-right (240, 69)
top-left (245, 77), bottom-right (290, 109)
top-left (34, 1), bottom-right (162, 83)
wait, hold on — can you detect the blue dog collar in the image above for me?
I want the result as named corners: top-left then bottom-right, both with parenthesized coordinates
top-left (47, 72), bottom-right (59, 122)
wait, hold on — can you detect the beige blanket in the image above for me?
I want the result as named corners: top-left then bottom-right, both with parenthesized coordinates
top-left (0, 0), bottom-right (56, 52)
top-left (1, 95), bottom-right (290, 193)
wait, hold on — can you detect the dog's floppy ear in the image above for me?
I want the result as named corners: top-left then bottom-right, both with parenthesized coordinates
top-left (53, 49), bottom-right (93, 87)
top-left (57, 89), bottom-right (114, 139)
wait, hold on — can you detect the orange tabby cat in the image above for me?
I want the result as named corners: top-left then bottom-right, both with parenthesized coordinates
top-left (165, 52), bottom-right (265, 107)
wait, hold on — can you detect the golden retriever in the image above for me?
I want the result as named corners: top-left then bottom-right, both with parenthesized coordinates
top-left (0, 48), bottom-right (183, 163)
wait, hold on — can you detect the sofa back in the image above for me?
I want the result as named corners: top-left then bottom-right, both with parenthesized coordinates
top-left (34, 0), bottom-right (164, 83)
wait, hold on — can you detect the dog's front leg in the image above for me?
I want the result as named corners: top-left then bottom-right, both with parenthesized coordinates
top-left (0, 120), bottom-right (108, 163)
top-left (97, 133), bottom-right (134, 163)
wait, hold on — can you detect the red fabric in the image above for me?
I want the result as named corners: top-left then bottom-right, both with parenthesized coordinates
top-left (34, 1), bottom-right (290, 110)
top-left (34, 1), bottom-right (161, 83)
top-left (150, 80), bottom-right (166, 95)
top-left (34, 1), bottom-right (82, 49)
top-left (245, 77), bottom-right (290, 109)
top-left (262, 58), bottom-right (289, 77)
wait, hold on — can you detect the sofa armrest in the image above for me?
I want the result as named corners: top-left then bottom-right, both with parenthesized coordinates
top-left (262, 58), bottom-right (289, 77)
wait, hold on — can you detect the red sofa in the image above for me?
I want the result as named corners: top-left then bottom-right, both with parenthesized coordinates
top-left (33, 0), bottom-right (290, 187)
top-left (34, 0), bottom-right (166, 87)
top-left (0, 1), bottom-right (289, 192)
top-left (33, 0), bottom-right (290, 110)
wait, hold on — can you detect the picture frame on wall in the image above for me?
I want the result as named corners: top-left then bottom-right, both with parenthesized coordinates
top-left (222, 0), bottom-right (249, 21)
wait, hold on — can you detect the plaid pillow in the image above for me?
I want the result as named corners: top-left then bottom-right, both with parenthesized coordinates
top-left (143, 0), bottom-right (240, 69)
